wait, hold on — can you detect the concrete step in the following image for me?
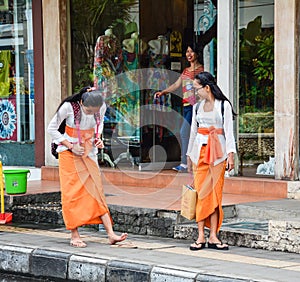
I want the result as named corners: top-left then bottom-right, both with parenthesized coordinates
top-left (174, 216), bottom-right (300, 254)
top-left (174, 219), bottom-right (269, 249)
top-left (235, 199), bottom-right (300, 221)
top-left (174, 199), bottom-right (300, 254)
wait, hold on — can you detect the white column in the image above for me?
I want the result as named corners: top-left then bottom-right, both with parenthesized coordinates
top-left (274, 0), bottom-right (299, 180)
top-left (43, 0), bottom-right (62, 166)
top-left (217, 0), bottom-right (234, 102)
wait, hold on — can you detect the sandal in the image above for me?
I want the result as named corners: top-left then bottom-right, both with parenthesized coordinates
top-left (189, 241), bottom-right (206, 251)
top-left (207, 241), bottom-right (229, 250)
top-left (70, 239), bottom-right (87, 248)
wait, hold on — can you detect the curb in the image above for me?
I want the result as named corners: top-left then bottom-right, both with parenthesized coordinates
top-left (0, 244), bottom-right (256, 282)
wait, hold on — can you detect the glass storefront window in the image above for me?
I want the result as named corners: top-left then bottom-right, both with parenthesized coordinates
top-left (70, 0), bottom-right (217, 170)
top-left (70, 0), bottom-right (141, 168)
top-left (238, 0), bottom-right (274, 176)
top-left (70, 0), bottom-right (195, 170)
top-left (0, 0), bottom-right (34, 165)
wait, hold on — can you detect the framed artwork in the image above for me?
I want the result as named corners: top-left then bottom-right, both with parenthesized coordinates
top-left (0, 0), bottom-right (9, 11)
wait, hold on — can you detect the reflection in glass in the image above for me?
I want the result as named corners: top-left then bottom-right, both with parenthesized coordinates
top-left (238, 0), bottom-right (274, 176)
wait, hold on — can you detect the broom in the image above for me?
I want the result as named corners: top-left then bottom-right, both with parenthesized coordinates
top-left (0, 161), bottom-right (13, 224)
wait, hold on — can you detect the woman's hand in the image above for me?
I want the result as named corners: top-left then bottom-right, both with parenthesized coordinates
top-left (155, 91), bottom-right (162, 98)
top-left (71, 143), bottom-right (85, 156)
top-left (187, 156), bottom-right (193, 173)
top-left (94, 138), bottom-right (104, 149)
top-left (226, 152), bottom-right (234, 172)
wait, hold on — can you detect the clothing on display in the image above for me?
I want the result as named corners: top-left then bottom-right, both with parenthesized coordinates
top-left (0, 50), bottom-right (12, 98)
top-left (93, 29), bottom-right (122, 100)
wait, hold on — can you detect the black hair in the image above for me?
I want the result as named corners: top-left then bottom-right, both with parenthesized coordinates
top-left (194, 71), bottom-right (237, 117)
top-left (56, 86), bottom-right (104, 112)
top-left (183, 42), bottom-right (203, 65)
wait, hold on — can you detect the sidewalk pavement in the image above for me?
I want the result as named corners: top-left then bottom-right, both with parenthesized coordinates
top-left (0, 224), bottom-right (299, 282)
top-left (2, 167), bottom-right (299, 281)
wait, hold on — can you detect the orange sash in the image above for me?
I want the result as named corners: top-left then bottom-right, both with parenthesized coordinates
top-left (197, 126), bottom-right (223, 164)
top-left (65, 125), bottom-right (94, 157)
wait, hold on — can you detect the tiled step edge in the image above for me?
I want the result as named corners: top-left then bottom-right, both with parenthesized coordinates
top-left (41, 166), bottom-right (288, 198)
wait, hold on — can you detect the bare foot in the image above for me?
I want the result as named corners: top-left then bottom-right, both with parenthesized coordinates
top-left (108, 233), bottom-right (128, 245)
top-left (70, 239), bottom-right (87, 248)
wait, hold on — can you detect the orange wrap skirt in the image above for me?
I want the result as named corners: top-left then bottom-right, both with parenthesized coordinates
top-left (58, 127), bottom-right (110, 230)
top-left (193, 145), bottom-right (226, 232)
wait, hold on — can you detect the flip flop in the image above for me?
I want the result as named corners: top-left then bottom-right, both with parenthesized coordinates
top-left (207, 241), bottom-right (229, 250)
top-left (70, 239), bottom-right (87, 248)
top-left (189, 241), bottom-right (206, 251)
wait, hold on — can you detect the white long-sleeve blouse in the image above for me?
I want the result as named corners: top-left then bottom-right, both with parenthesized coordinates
top-left (186, 99), bottom-right (236, 166)
top-left (47, 101), bottom-right (106, 157)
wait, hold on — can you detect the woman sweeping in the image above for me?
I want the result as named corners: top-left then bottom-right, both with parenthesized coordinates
top-left (187, 72), bottom-right (236, 251)
top-left (48, 87), bottom-right (127, 248)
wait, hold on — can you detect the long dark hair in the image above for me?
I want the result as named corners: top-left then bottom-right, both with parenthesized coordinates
top-left (194, 71), bottom-right (237, 117)
top-left (56, 86), bottom-right (104, 112)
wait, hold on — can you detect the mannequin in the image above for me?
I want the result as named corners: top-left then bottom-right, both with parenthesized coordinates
top-left (119, 31), bottom-right (145, 135)
top-left (146, 35), bottom-right (172, 141)
top-left (147, 35), bottom-right (171, 112)
top-left (93, 28), bottom-right (122, 100)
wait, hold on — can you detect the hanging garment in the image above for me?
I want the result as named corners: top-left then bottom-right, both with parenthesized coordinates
top-left (93, 32), bottom-right (121, 101)
top-left (0, 50), bottom-right (12, 98)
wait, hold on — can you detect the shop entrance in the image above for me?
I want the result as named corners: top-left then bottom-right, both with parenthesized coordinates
top-left (70, 0), bottom-right (216, 171)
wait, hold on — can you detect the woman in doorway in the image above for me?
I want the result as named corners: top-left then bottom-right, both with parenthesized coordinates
top-left (47, 87), bottom-right (127, 248)
top-left (155, 43), bottom-right (204, 172)
top-left (187, 72), bottom-right (236, 250)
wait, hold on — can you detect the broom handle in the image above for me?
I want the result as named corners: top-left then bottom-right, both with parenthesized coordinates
top-left (0, 161), bottom-right (4, 214)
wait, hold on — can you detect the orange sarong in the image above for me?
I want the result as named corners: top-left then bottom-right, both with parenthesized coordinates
top-left (193, 146), bottom-right (226, 232)
top-left (59, 126), bottom-right (110, 230)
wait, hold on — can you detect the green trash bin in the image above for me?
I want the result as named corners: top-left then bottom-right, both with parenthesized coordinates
top-left (3, 169), bottom-right (30, 195)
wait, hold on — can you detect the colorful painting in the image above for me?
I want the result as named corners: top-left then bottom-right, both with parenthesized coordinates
top-left (0, 98), bottom-right (17, 140)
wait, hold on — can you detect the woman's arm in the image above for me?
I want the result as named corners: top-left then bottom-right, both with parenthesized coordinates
top-left (155, 76), bottom-right (182, 97)
top-left (223, 101), bottom-right (236, 154)
top-left (223, 101), bottom-right (236, 171)
top-left (94, 103), bottom-right (107, 149)
top-left (98, 102), bottom-right (107, 136)
top-left (186, 103), bottom-right (199, 171)
top-left (47, 102), bottom-right (72, 143)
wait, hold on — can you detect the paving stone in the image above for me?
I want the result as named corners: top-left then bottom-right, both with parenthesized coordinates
top-left (30, 249), bottom-right (70, 280)
top-left (0, 245), bottom-right (33, 274)
top-left (151, 266), bottom-right (198, 281)
top-left (106, 260), bottom-right (151, 282)
top-left (68, 255), bottom-right (108, 282)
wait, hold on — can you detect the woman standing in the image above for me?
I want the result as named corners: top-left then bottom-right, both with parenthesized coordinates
top-left (155, 43), bottom-right (204, 172)
top-left (187, 72), bottom-right (236, 250)
top-left (48, 88), bottom-right (127, 248)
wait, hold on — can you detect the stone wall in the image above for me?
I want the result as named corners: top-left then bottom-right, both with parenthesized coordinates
top-left (238, 133), bottom-right (274, 161)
